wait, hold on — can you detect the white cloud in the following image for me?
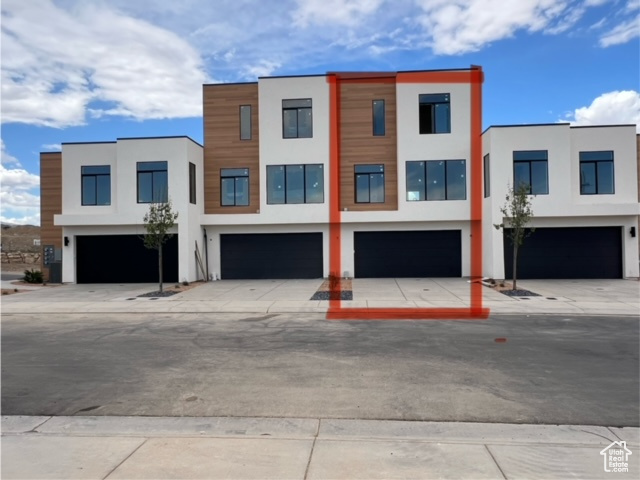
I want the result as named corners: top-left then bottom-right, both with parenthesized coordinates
top-left (0, 212), bottom-right (41, 226)
top-left (1, 140), bottom-right (20, 166)
top-left (599, 16), bottom-right (640, 46)
top-left (1, 0), bottom-right (210, 128)
top-left (41, 143), bottom-right (62, 151)
top-left (292, 0), bottom-right (385, 27)
top-left (567, 90), bottom-right (640, 132)
top-left (0, 149), bottom-right (41, 225)
top-left (0, 163), bottom-right (40, 191)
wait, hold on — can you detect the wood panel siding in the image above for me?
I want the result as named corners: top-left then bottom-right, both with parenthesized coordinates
top-left (40, 152), bottom-right (62, 281)
top-left (339, 79), bottom-right (398, 211)
top-left (203, 83), bottom-right (259, 214)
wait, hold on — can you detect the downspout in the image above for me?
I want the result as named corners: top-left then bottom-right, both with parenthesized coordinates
top-left (203, 227), bottom-right (210, 281)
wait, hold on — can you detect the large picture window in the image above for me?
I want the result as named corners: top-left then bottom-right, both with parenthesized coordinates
top-left (355, 165), bottom-right (385, 203)
top-left (221, 168), bottom-right (249, 206)
top-left (513, 151), bottom-right (548, 195)
top-left (580, 151), bottom-right (614, 195)
top-left (406, 160), bottom-right (466, 201)
top-left (267, 164), bottom-right (323, 204)
top-left (137, 161), bottom-right (168, 203)
top-left (419, 93), bottom-right (451, 134)
top-left (81, 165), bottom-right (111, 206)
top-left (282, 99), bottom-right (312, 138)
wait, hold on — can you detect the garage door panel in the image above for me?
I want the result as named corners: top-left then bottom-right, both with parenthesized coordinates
top-left (504, 227), bottom-right (621, 279)
top-left (355, 230), bottom-right (461, 278)
top-left (221, 233), bottom-right (323, 279)
top-left (76, 235), bottom-right (178, 283)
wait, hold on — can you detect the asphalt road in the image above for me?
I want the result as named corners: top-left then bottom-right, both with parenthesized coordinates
top-left (2, 312), bottom-right (638, 426)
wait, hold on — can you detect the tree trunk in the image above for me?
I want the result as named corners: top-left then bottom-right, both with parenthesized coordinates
top-left (512, 243), bottom-right (518, 291)
top-left (158, 243), bottom-right (163, 293)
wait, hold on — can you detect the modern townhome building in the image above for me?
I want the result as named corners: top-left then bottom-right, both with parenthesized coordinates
top-left (39, 68), bottom-right (640, 283)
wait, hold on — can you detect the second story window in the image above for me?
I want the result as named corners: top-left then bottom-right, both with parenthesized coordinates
top-left (137, 161), bottom-right (168, 203)
top-left (81, 165), bottom-right (111, 206)
top-left (406, 160), bottom-right (466, 201)
top-left (372, 100), bottom-right (385, 136)
top-left (513, 151), bottom-right (548, 195)
top-left (355, 165), bottom-right (385, 203)
top-left (484, 154), bottom-right (490, 198)
top-left (283, 99), bottom-right (312, 138)
top-left (580, 151), bottom-right (614, 195)
top-left (240, 105), bottom-right (252, 140)
top-left (189, 163), bottom-right (196, 204)
top-left (221, 168), bottom-right (249, 206)
top-left (267, 164), bottom-right (323, 204)
top-left (419, 93), bottom-right (450, 134)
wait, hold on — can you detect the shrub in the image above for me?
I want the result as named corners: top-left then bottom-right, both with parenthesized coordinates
top-left (23, 269), bottom-right (43, 284)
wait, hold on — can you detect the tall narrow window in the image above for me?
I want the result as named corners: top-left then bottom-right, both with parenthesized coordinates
top-left (240, 105), bottom-right (252, 140)
top-left (221, 168), bottom-right (249, 206)
top-left (137, 161), bottom-right (168, 203)
top-left (513, 151), bottom-right (548, 195)
top-left (81, 165), bottom-right (111, 206)
top-left (266, 164), bottom-right (324, 204)
top-left (580, 151), bottom-right (614, 195)
top-left (419, 93), bottom-right (450, 134)
top-left (406, 160), bottom-right (466, 201)
top-left (372, 99), bottom-right (385, 136)
top-left (282, 99), bottom-right (312, 138)
top-left (189, 162), bottom-right (196, 204)
top-left (355, 165), bottom-right (385, 203)
top-left (483, 154), bottom-right (490, 198)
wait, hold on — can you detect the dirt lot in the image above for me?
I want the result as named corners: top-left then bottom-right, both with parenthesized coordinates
top-left (1, 224), bottom-right (40, 253)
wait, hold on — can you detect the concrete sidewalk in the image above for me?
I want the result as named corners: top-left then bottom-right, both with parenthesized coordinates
top-left (2, 278), bottom-right (639, 316)
top-left (2, 415), bottom-right (638, 479)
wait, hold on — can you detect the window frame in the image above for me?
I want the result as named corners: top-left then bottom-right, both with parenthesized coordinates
top-left (513, 150), bottom-right (549, 195)
top-left (483, 154), bottom-right (490, 198)
top-left (579, 151), bottom-right (614, 195)
top-left (419, 93), bottom-right (451, 135)
top-left (355, 164), bottom-right (385, 204)
top-left (189, 162), bottom-right (196, 204)
top-left (266, 164), bottom-right (324, 204)
top-left (220, 168), bottom-right (250, 207)
top-left (81, 165), bottom-right (111, 206)
top-left (282, 98), bottom-right (313, 139)
top-left (136, 161), bottom-right (168, 204)
top-left (239, 105), bottom-right (252, 140)
top-left (405, 160), bottom-right (467, 202)
top-left (372, 99), bottom-right (385, 136)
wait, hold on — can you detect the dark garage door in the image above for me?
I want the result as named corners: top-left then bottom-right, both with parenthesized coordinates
top-left (504, 227), bottom-right (622, 279)
top-left (76, 235), bottom-right (178, 283)
top-left (354, 230), bottom-right (461, 278)
top-left (221, 233), bottom-right (323, 279)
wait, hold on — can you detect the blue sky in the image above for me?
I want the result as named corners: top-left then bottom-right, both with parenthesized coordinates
top-left (1, 0), bottom-right (638, 225)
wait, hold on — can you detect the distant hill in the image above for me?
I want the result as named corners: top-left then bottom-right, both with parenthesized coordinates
top-left (1, 224), bottom-right (41, 252)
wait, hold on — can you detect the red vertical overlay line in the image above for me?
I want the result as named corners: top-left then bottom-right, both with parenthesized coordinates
top-left (470, 66), bottom-right (485, 314)
top-left (328, 74), bottom-right (342, 310)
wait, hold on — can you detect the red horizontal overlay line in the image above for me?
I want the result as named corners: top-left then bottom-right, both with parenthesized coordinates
top-left (327, 307), bottom-right (490, 320)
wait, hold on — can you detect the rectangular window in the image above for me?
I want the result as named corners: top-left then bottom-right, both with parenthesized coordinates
top-left (419, 93), bottom-right (451, 134)
top-left (406, 160), bottom-right (466, 201)
top-left (282, 99), bottom-right (312, 138)
top-left (513, 151), bottom-right (548, 195)
top-left (483, 154), bottom-right (490, 198)
top-left (580, 151), bottom-right (614, 195)
top-left (189, 163), bottom-right (196, 204)
top-left (81, 165), bottom-right (111, 206)
top-left (355, 165), bottom-right (385, 203)
top-left (267, 164), bottom-right (324, 204)
top-left (221, 168), bottom-right (249, 206)
top-left (240, 105), bottom-right (252, 140)
top-left (372, 99), bottom-right (385, 136)
top-left (137, 161), bottom-right (168, 203)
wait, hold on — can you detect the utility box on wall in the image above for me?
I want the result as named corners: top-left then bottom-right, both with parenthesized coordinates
top-left (43, 245), bottom-right (62, 283)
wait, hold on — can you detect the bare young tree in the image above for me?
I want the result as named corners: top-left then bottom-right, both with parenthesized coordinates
top-left (143, 201), bottom-right (178, 293)
top-left (494, 183), bottom-right (535, 290)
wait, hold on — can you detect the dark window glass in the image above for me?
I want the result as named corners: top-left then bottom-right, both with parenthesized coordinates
top-left (220, 168), bottom-right (249, 206)
top-left (579, 151), bottom-right (614, 195)
top-left (267, 164), bottom-right (323, 204)
top-left (483, 154), bottom-right (490, 198)
top-left (373, 100), bottom-right (385, 136)
top-left (282, 99), bottom-right (312, 138)
top-left (419, 93), bottom-right (450, 134)
top-left (137, 161), bottom-right (168, 203)
top-left (355, 165), bottom-right (384, 203)
top-left (189, 163), bottom-right (196, 204)
top-left (240, 105), bottom-right (252, 140)
top-left (407, 160), bottom-right (466, 201)
top-left (406, 161), bottom-right (425, 201)
top-left (81, 165), bottom-right (111, 206)
top-left (513, 151), bottom-right (548, 195)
